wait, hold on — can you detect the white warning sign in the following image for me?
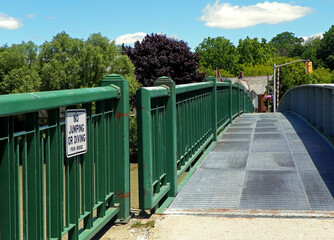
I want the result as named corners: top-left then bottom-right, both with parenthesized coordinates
top-left (65, 109), bottom-right (87, 158)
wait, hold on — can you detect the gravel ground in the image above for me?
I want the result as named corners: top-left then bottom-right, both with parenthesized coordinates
top-left (93, 164), bottom-right (334, 240)
top-left (96, 214), bottom-right (334, 240)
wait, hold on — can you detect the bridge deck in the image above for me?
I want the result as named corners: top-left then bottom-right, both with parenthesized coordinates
top-left (166, 113), bottom-right (334, 217)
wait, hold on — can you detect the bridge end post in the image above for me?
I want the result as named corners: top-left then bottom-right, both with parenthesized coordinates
top-left (154, 77), bottom-right (178, 198)
top-left (136, 87), bottom-right (154, 209)
top-left (205, 76), bottom-right (217, 141)
top-left (100, 74), bottom-right (130, 221)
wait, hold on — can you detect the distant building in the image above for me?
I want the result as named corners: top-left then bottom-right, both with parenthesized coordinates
top-left (225, 73), bottom-right (272, 113)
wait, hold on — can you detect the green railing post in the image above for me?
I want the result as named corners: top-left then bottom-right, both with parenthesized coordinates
top-left (68, 156), bottom-right (79, 240)
top-left (205, 76), bottom-right (217, 141)
top-left (100, 74), bottom-right (130, 221)
top-left (153, 77), bottom-right (178, 197)
top-left (0, 117), bottom-right (20, 240)
top-left (82, 103), bottom-right (94, 230)
top-left (237, 83), bottom-right (241, 116)
top-left (25, 112), bottom-right (44, 240)
top-left (47, 109), bottom-right (62, 240)
top-left (137, 88), bottom-right (154, 209)
top-left (243, 88), bottom-right (246, 113)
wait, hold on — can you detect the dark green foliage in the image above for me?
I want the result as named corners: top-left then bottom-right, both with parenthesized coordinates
top-left (301, 37), bottom-right (324, 68)
top-left (38, 32), bottom-right (140, 91)
top-left (317, 25), bottom-right (334, 70)
top-left (237, 37), bottom-right (276, 66)
top-left (123, 34), bottom-right (205, 87)
top-left (0, 32), bottom-right (140, 96)
top-left (129, 112), bottom-right (138, 161)
top-left (196, 36), bottom-right (239, 75)
top-left (270, 31), bottom-right (303, 57)
top-left (0, 41), bottom-right (41, 94)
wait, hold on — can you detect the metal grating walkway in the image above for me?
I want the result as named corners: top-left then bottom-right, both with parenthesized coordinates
top-left (166, 113), bottom-right (334, 217)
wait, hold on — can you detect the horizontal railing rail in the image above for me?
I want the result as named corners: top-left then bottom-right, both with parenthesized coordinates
top-left (278, 84), bottom-right (334, 138)
top-left (0, 74), bottom-right (130, 240)
top-left (137, 76), bottom-right (253, 211)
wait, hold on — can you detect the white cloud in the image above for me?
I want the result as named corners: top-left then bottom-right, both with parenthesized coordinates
top-left (26, 14), bottom-right (35, 19)
top-left (200, 1), bottom-right (313, 29)
top-left (0, 12), bottom-right (23, 30)
top-left (300, 32), bottom-right (323, 43)
top-left (115, 32), bottom-right (147, 45)
top-left (168, 34), bottom-right (179, 40)
top-left (115, 32), bottom-right (180, 45)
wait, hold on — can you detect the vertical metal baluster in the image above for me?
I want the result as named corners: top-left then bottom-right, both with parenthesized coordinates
top-left (82, 103), bottom-right (93, 229)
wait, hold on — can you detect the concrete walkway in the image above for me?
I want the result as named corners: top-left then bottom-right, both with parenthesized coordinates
top-left (166, 113), bottom-right (334, 217)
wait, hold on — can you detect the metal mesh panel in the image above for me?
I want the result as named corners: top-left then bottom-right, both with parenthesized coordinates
top-left (169, 169), bottom-right (245, 209)
top-left (167, 113), bottom-right (334, 215)
top-left (239, 170), bottom-right (310, 210)
top-left (219, 134), bottom-right (252, 141)
top-left (200, 152), bottom-right (248, 170)
top-left (211, 141), bottom-right (251, 152)
top-left (247, 152), bottom-right (295, 170)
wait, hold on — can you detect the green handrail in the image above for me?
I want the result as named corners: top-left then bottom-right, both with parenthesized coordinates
top-left (136, 76), bottom-right (253, 211)
top-left (0, 74), bottom-right (130, 240)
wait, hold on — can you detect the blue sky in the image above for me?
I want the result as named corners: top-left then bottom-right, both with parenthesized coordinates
top-left (0, 0), bottom-right (333, 49)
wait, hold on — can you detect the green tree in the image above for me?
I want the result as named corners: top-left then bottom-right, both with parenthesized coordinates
top-left (237, 37), bottom-right (275, 65)
top-left (317, 25), bottom-right (334, 70)
top-left (39, 32), bottom-right (84, 90)
top-left (301, 36), bottom-right (324, 68)
top-left (305, 67), bottom-right (334, 84)
top-left (1, 67), bottom-right (41, 94)
top-left (39, 32), bottom-right (140, 97)
top-left (239, 64), bottom-right (273, 76)
top-left (195, 36), bottom-right (239, 75)
top-left (198, 65), bottom-right (234, 78)
top-left (270, 32), bottom-right (303, 57)
top-left (0, 41), bottom-right (40, 94)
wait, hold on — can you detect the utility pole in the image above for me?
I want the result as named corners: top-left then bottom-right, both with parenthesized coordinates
top-left (272, 59), bottom-right (310, 112)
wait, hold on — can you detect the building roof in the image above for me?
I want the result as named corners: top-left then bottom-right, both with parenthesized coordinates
top-left (226, 75), bottom-right (272, 95)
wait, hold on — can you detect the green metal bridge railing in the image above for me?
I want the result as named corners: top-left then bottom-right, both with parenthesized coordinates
top-left (278, 84), bottom-right (334, 138)
top-left (0, 73), bottom-right (253, 239)
top-left (0, 74), bottom-right (130, 240)
top-left (136, 76), bottom-right (253, 211)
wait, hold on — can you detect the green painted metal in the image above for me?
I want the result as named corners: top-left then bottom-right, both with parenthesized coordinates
top-left (232, 84), bottom-right (239, 117)
top-left (175, 82), bottom-right (214, 179)
top-left (216, 80), bottom-right (231, 131)
top-left (0, 74), bottom-right (130, 240)
top-left (279, 84), bottom-right (334, 138)
top-left (0, 116), bottom-right (20, 240)
top-left (137, 77), bottom-right (253, 211)
top-left (206, 76), bottom-right (218, 141)
top-left (101, 74), bottom-right (130, 221)
top-left (154, 77), bottom-right (178, 198)
top-left (0, 86), bottom-right (119, 117)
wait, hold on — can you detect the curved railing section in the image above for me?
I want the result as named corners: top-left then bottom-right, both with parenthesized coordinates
top-left (278, 84), bottom-right (334, 138)
top-left (136, 76), bottom-right (253, 211)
